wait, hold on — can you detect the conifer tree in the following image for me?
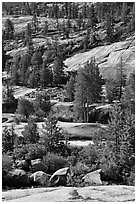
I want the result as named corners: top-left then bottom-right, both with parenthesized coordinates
top-left (22, 117), bottom-right (40, 144)
top-left (4, 18), bottom-right (14, 39)
top-left (40, 61), bottom-right (53, 88)
top-left (52, 56), bottom-right (65, 86)
top-left (2, 125), bottom-right (17, 153)
top-left (25, 23), bottom-right (33, 48)
top-left (43, 20), bottom-right (48, 37)
top-left (19, 52), bottom-right (31, 85)
top-left (11, 55), bottom-right (20, 85)
top-left (74, 58), bottom-right (102, 122)
top-left (65, 75), bottom-right (75, 102)
top-left (16, 98), bottom-right (34, 118)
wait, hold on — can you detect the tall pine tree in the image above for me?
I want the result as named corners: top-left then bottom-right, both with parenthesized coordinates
top-left (74, 58), bottom-right (102, 122)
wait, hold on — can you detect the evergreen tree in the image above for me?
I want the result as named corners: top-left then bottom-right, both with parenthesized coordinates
top-left (16, 98), bottom-right (34, 118)
top-left (31, 50), bottom-right (43, 66)
top-left (4, 18), bottom-right (14, 39)
top-left (121, 72), bottom-right (135, 113)
top-left (2, 125), bottom-right (17, 153)
top-left (43, 20), bottom-right (48, 37)
top-left (28, 69), bottom-right (40, 88)
top-left (19, 52), bottom-right (31, 85)
top-left (105, 78), bottom-right (119, 103)
top-left (74, 59), bottom-right (102, 122)
top-left (65, 75), bottom-right (75, 101)
top-left (25, 23), bottom-right (32, 47)
top-left (116, 57), bottom-right (126, 101)
top-left (2, 45), bottom-right (7, 71)
top-left (109, 103), bottom-right (135, 179)
top-left (33, 91), bottom-right (51, 116)
top-left (22, 117), bottom-right (40, 144)
top-left (105, 13), bottom-right (114, 42)
top-left (52, 56), bottom-right (65, 86)
top-left (42, 114), bottom-right (67, 155)
top-left (121, 2), bottom-right (128, 25)
top-left (11, 55), bottom-right (20, 85)
top-left (40, 61), bottom-right (53, 88)
top-left (32, 13), bottom-right (38, 33)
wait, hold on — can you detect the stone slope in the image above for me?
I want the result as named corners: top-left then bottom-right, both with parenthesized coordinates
top-left (2, 185), bottom-right (135, 202)
top-left (64, 35), bottom-right (135, 79)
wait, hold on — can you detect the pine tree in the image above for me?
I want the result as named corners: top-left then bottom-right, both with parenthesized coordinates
top-left (52, 56), bottom-right (65, 86)
top-left (22, 117), bottom-right (40, 144)
top-left (74, 59), bottom-right (102, 122)
top-left (105, 13), bottom-right (114, 43)
top-left (116, 57), bottom-right (126, 101)
top-left (43, 20), bottom-right (48, 37)
top-left (2, 125), bottom-right (17, 153)
top-left (40, 61), bottom-right (53, 88)
top-left (28, 69), bottom-right (40, 88)
top-left (33, 91), bottom-right (51, 115)
top-left (109, 102), bottom-right (135, 178)
top-left (32, 13), bottom-right (38, 33)
top-left (105, 78), bottom-right (119, 103)
top-left (42, 113), bottom-right (66, 154)
top-left (121, 72), bottom-right (135, 113)
top-left (25, 23), bottom-right (32, 47)
top-left (11, 55), bottom-right (20, 85)
top-left (19, 52), bottom-right (31, 85)
top-left (121, 2), bottom-right (128, 25)
top-left (31, 50), bottom-right (43, 66)
top-left (4, 18), bottom-right (14, 39)
top-left (65, 75), bottom-right (75, 102)
top-left (16, 98), bottom-right (34, 118)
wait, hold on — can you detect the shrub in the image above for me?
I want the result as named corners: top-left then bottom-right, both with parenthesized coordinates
top-left (43, 153), bottom-right (67, 174)
top-left (2, 153), bottom-right (13, 187)
top-left (14, 144), bottom-right (48, 160)
top-left (99, 145), bottom-right (123, 182)
top-left (126, 168), bottom-right (135, 186)
top-left (67, 162), bottom-right (90, 187)
top-left (78, 144), bottom-right (99, 168)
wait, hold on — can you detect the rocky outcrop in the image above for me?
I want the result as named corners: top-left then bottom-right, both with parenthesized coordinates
top-left (64, 36), bottom-right (135, 79)
top-left (16, 159), bottom-right (31, 172)
top-left (49, 167), bottom-right (69, 186)
top-left (4, 169), bottom-right (31, 188)
top-left (82, 169), bottom-right (102, 186)
top-left (2, 186), bottom-right (135, 202)
top-left (30, 171), bottom-right (51, 186)
top-left (31, 159), bottom-right (48, 173)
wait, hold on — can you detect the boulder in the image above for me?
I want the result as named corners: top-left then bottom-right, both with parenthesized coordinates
top-left (16, 159), bottom-right (31, 172)
top-left (5, 169), bottom-right (31, 188)
top-left (30, 171), bottom-right (51, 186)
top-left (31, 159), bottom-right (48, 173)
top-left (49, 167), bottom-right (69, 186)
top-left (82, 169), bottom-right (102, 186)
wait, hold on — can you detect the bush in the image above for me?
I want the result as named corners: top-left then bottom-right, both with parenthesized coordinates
top-left (43, 153), bottom-right (67, 174)
top-left (78, 145), bottom-right (99, 168)
top-left (2, 153), bottom-right (13, 187)
top-left (126, 168), bottom-right (135, 186)
top-left (14, 144), bottom-right (48, 160)
top-left (67, 162), bottom-right (90, 187)
top-left (99, 145), bottom-right (123, 183)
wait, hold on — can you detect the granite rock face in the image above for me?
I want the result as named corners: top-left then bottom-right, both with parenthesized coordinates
top-left (30, 171), bottom-right (51, 186)
top-left (2, 186), bottom-right (135, 202)
top-left (31, 159), bottom-right (48, 173)
top-left (4, 169), bottom-right (31, 188)
top-left (82, 169), bottom-right (102, 185)
top-left (64, 36), bottom-right (135, 79)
